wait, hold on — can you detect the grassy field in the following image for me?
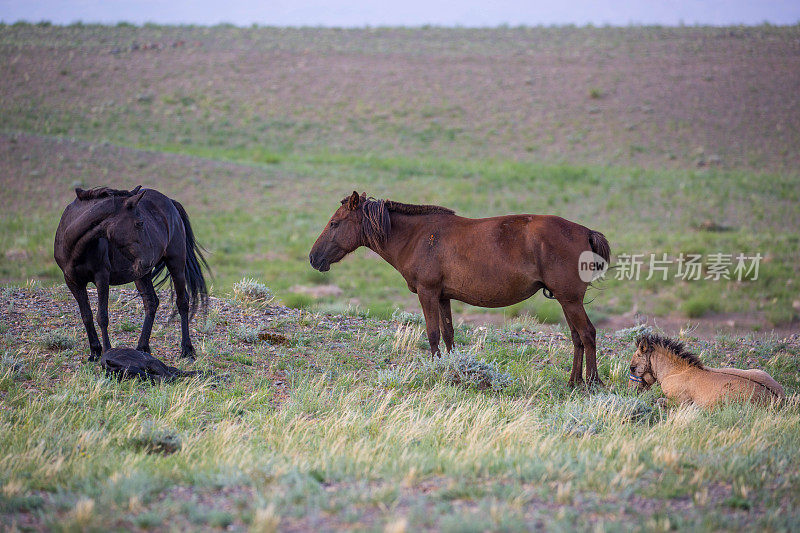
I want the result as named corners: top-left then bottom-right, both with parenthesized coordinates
top-left (1, 23), bottom-right (800, 531)
top-left (1, 285), bottom-right (799, 531)
top-left (1, 23), bottom-right (800, 326)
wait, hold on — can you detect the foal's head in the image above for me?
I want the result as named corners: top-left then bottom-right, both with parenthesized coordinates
top-left (309, 191), bottom-right (369, 272)
top-left (628, 336), bottom-right (658, 390)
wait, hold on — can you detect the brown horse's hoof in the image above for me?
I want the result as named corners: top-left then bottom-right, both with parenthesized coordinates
top-left (587, 378), bottom-right (606, 390)
top-left (567, 378), bottom-right (584, 388)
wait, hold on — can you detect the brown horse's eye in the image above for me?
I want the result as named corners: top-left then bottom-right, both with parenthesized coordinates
top-left (329, 221), bottom-right (339, 229)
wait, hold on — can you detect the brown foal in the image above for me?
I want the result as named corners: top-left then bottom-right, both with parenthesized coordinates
top-left (309, 192), bottom-right (610, 386)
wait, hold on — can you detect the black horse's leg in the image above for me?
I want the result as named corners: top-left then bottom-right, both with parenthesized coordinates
top-left (417, 289), bottom-right (441, 357)
top-left (438, 298), bottom-right (455, 353)
top-left (134, 274), bottom-right (159, 354)
top-left (167, 263), bottom-right (195, 359)
top-left (95, 272), bottom-right (112, 353)
top-left (66, 280), bottom-right (102, 361)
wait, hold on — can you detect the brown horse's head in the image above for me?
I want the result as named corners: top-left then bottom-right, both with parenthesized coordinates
top-left (628, 336), bottom-right (657, 390)
top-left (309, 191), bottom-right (369, 272)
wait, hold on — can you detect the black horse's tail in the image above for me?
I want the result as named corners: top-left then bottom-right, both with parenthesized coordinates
top-left (175, 200), bottom-right (209, 317)
top-left (153, 200), bottom-right (209, 318)
top-left (588, 230), bottom-right (611, 265)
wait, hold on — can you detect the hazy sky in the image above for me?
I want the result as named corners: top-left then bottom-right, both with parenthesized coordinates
top-left (1, 0), bottom-right (798, 27)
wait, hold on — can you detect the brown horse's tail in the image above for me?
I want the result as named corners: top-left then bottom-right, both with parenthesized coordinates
top-left (588, 230), bottom-right (611, 264)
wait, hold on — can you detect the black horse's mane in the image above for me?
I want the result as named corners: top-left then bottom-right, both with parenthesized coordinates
top-left (360, 197), bottom-right (454, 249)
top-left (75, 185), bottom-right (142, 201)
top-left (636, 333), bottom-right (704, 368)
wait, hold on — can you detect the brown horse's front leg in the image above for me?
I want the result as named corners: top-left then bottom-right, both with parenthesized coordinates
top-left (417, 290), bottom-right (441, 357)
top-left (438, 298), bottom-right (454, 353)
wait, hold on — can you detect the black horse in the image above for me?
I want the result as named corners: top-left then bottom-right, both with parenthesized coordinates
top-left (54, 186), bottom-right (208, 361)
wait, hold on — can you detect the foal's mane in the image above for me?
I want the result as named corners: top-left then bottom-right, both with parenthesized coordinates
top-left (360, 197), bottom-right (455, 249)
top-left (75, 185), bottom-right (142, 201)
top-left (636, 333), bottom-right (705, 369)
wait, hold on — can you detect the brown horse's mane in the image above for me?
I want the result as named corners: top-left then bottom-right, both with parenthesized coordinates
top-left (636, 333), bottom-right (704, 369)
top-left (360, 197), bottom-right (455, 249)
top-left (384, 200), bottom-right (455, 216)
top-left (76, 185), bottom-right (142, 201)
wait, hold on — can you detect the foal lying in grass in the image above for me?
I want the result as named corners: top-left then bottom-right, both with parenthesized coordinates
top-left (628, 334), bottom-right (784, 408)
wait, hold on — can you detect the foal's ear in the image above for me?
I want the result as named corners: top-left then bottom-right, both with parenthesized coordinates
top-left (346, 190), bottom-right (360, 210)
top-left (124, 188), bottom-right (146, 209)
top-left (638, 338), bottom-right (651, 353)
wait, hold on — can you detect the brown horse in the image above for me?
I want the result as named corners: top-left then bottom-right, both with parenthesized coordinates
top-left (309, 192), bottom-right (611, 386)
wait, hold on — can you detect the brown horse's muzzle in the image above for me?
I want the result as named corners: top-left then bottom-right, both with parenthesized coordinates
top-left (309, 253), bottom-right (330, 272)
top-left (309, 239), bottom-right (349, 272)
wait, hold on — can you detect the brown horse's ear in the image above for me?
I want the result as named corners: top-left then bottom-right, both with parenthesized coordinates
top-left (346, 191), bottom-right (360, 211)
top-left (124, 189), bottom-right (146, 209)
top-left (75, 187), bottom-right (86, 199)
top-left (129, 185), bottom-right (142, 195)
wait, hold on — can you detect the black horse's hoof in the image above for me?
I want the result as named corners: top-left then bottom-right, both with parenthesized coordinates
top-left (180, 347), bottom-right (196, 360)
top-left (88, 354), bottom-right (100, 362)
top-left (137, 344), bottom-right (152, 354)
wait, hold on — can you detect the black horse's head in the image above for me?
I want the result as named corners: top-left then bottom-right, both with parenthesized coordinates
top-left (309, 191), bottom-right (368, 272)
top-left (105, 189), bottom-right (151, 273)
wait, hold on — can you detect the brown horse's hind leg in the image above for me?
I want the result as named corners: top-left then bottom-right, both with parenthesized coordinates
top-left (417, 289), bottom-right (441, 357)
top-left (560, 300), bottom-right (603, 387)
top-left (134, 274), bottom-right (159, 354)
top-left (563, 313), bottom-right (585, 387)
top-left (438, 298), bottom-right (454, 353)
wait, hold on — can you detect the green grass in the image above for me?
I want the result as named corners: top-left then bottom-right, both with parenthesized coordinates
top-left (2, 23), bottom-right (800, 530)
top-left (1, 24), bottom-right (799, 325)
top-left (1, 286), bottom-right (799, 530)
top-left (2, 145), bottom-right (798, 324)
